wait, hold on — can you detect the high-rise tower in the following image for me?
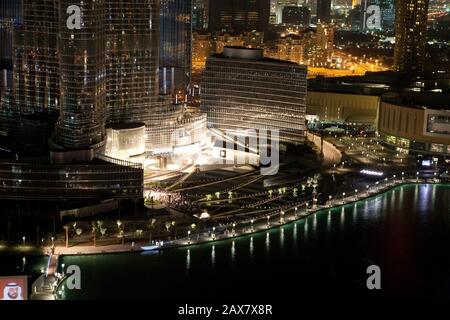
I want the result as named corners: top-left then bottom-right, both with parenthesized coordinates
top-left (55, 0), bottom-right (107, 150)
top-left (105, 0), bottom-right (160, 124)
top-left (13, 0), bottom-right (59, 114)
top-left (393, 0), bottom-right (429, 73)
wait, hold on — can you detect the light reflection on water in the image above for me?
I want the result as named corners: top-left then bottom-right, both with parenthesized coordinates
top-left (54, 184), bottom-right (450, 300)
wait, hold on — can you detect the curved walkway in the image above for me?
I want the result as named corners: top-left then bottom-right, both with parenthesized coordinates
top-left (45, 177), bottom-right (438, 256)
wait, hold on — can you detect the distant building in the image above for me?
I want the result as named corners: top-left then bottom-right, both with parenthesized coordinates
top-left (214, 33), bottom-right (245, 54)
top-left (201, 47), bottom-right (307, 144)
top-left (192, 0), bottom-right (209, 31)
top-left (316, 0), bottom-right (331, 23)
top-left (380, 0), bottom-right (395, 30)
top-left (192, 32), bottom-right (213, 73)
top-left (208, 0), bottom-right (271, 34)
top-left (264, 24), bottom-right (334, 67)
top-left (282, 6), bottom-right (311, 26)
top-left (393, 0), bottom-right (429, 73)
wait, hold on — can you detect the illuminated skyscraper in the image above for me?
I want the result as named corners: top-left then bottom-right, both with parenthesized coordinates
top-left (208, 0), bottom-right (271, 34)
top-left (55, 0), bottom-right (107, 150)
top-left (13, 0), bottom-right (59, 114)
top-left (0, 0), bottom-right (22, 93)
top-left (393, 0), bottom-right (429, 73)
top-left (160, 0), bottom-right (192, 94)
top-left (105, 0), bottom-right (160, 124)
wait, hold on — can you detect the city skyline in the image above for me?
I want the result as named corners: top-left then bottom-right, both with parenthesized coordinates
top-left (0, 0), bottom-right (450, 309)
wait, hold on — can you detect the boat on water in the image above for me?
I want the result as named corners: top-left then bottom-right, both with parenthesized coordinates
top-left (141, 242), bottom-right (164, 251)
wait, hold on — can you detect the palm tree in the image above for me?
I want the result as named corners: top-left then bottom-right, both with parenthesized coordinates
top-left (91, 222), bottom-right (97, 247)
top-left (148, 218), bottom-right (156, 243)
top-left (63, 225), bottom-right (70, 248)
top-left (171, 221), bottom-right (177, 239)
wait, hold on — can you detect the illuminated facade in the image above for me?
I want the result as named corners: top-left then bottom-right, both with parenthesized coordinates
top-left (13, 0), bottom-right (60, 114)
top-left (145, 105), bottom-right (207, 155)
top-left (214, 33), bottom-right (244, 54)
top-left (55, 0), bottom-right (107, 151)
top-left (160, 0), bottom-right (192, 94)
top-left (0, 0), bottom-right (22, 94)
top-left (105, 0), bottom-right (160, 124)
top-left (201, 47), bottom-right (307, 144)
top-left (192, 32), bottom-right (213, 73)
top-left (282, 6), bottom-right (311, 26)
top-left (379, 94), bottom-right (450, 156)
top-left (264, 24), bottom-right (334, 67)
top-left (192, 0), bottom-right (209, 31)
top-left (393, 0), bottom-right (429, 73)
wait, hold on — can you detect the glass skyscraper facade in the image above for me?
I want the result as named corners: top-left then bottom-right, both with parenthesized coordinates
top-left (0, 0), bottom-right (22, 70)
top-left (201, 47), bottom-right (307, 144)
top-left (8, 0), bottom-right (162, 151)
top-left (55, 0), bottom-right (107, 150)
top-left (13, 0), bottom-right (60, 114)
top-left (105, 0), bottom-right (160, 124)
top-left (160, 0), bottom-right (192, 94)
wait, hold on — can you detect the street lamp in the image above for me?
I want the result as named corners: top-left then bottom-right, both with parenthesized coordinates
top-left (280, 211), bottom-right (285, 224)
top-left (232, 223), bottom-right (236, 236)
top-left (342, 192), bottom-right (346, 204)
top-left (366, 185), bottom-right (369, 196)
top-left (354, 189), bottom-right (358, 200)
top-left (211, 226), bottom-right (216, 240)
top-left (187, 230), bottom-right (191, 244)
top-left (267, 215), bottom-right (270, 227)
top-left (294, 207), bottom-right (298, 218)
top-left (401, 172), bottom-right (405, 181)
top-left (22, 236), bottom-right (25, 245)
top-left (51, 237), bottom-right (54, 247)
top-left (250, 219), bottom-right (254, 232)
top-left (328, 195), bottom-right (332, 208)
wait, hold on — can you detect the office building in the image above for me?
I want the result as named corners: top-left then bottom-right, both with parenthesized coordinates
top-left (317, 0), bottom-right (331, 23)
top-left (192, 0), bottom-right (209, 31)
top-left (393, 0), bottom-right (429, 73)
top-left (282, 5), bottom-right (311, 25)
top-left (201, 47), bottom-right (307, 144)
top-left (208, 0), bottom-right (271, 34)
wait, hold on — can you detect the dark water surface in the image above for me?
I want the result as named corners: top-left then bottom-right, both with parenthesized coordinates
top-left (14, 184), bottom-right (450, 300)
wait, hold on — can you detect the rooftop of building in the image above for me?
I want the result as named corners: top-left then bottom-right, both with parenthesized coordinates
top-left (211, 46), bottom-right (301, 66)
top-left (381, 91), bottom-right (450, 111)
top-left (308, 71), bottom-right (450, 96)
